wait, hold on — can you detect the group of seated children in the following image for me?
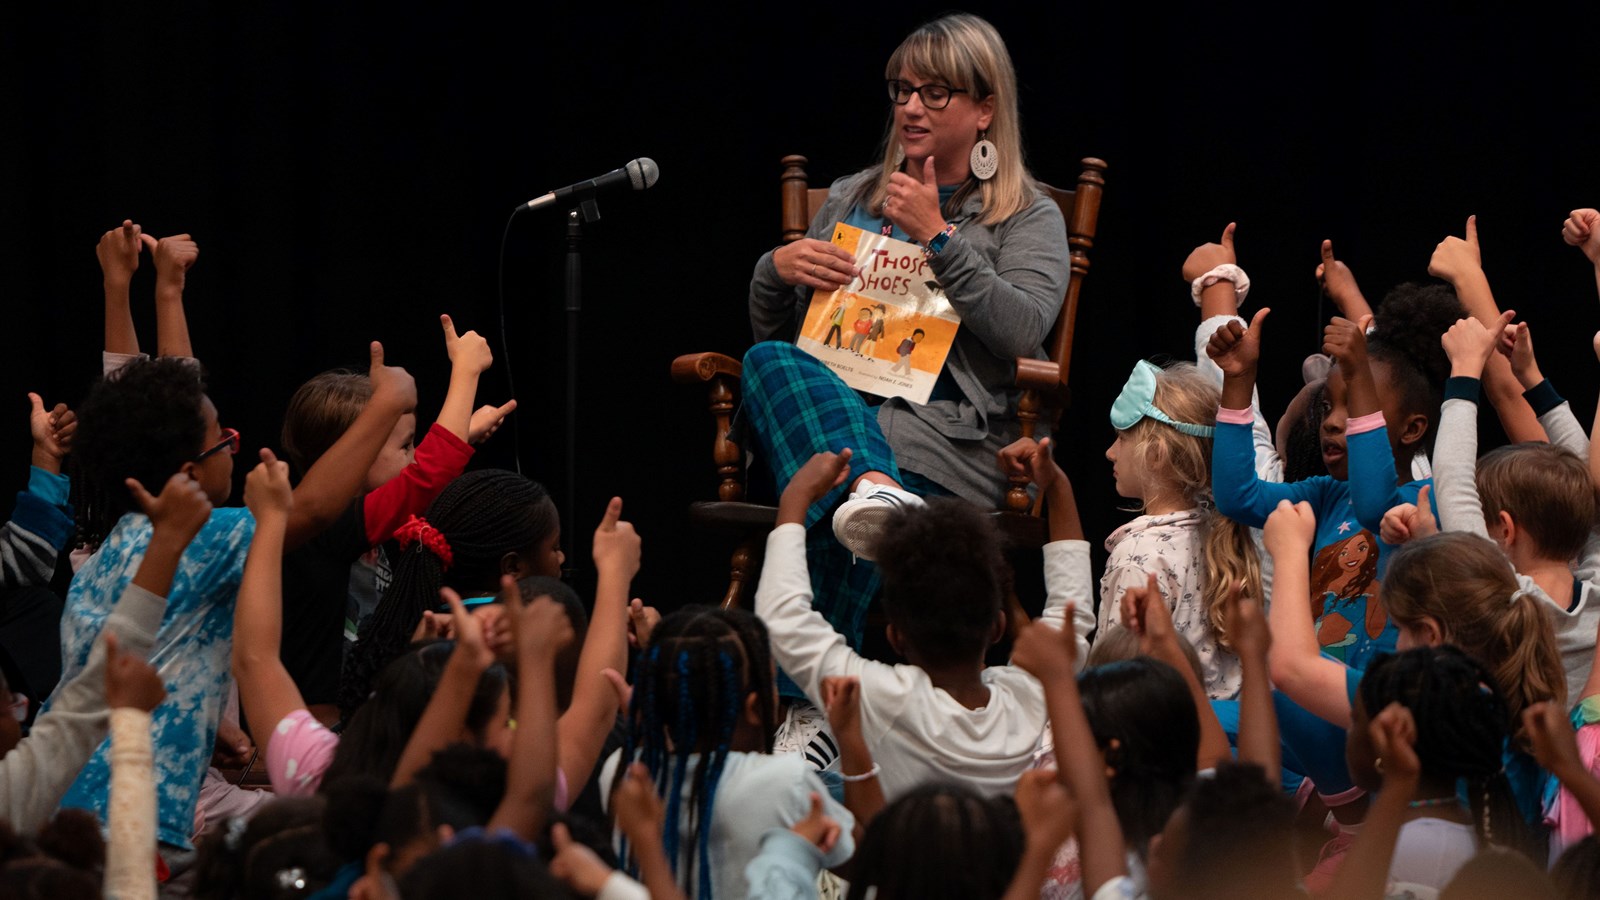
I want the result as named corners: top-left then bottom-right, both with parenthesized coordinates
top-left (6, 211), bottom-right (1600, 900)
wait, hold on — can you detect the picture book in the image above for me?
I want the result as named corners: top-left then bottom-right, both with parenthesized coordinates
top-left (796, 222), bottom-right (960, 405)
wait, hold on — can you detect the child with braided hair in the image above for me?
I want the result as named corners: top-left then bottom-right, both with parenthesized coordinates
top-left (276, 313), bottom-right (515, 718)
top-left (1343, 646), bottom-right (1537, 892)
top-left (1269, 502), bottom-right (1565, 849)
top-left (337, 468), bottom-right (637, 811)
top-left (602, 605), bottom-right (854, 900)
top-left (339, 468), bottom-right (563, 717)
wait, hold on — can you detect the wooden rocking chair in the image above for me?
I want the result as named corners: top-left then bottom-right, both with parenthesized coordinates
top-left (671, 155), bottom-right (1107, 617)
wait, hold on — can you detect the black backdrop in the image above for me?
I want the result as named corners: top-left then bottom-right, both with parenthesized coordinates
top-left (5, 4), bottom-right (1599, 608)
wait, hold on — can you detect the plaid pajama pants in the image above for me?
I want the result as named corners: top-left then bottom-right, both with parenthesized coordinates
top-left (741, 341), bottom-right (948, 697)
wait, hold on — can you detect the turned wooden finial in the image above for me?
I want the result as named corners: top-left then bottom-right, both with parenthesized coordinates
top-left (780, 155), bottom-right (811, 244)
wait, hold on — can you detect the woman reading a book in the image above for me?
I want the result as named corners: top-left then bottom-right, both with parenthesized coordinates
top-left (743, 12), bottom-right (1072, 711)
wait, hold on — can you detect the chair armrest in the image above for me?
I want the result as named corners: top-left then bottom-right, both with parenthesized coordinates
top-left (1014, 358), bottom-right (1070, 407)
top-left (671, 352), bottom-right (744, 384)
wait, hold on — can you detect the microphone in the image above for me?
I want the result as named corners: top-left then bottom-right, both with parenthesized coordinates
top-left (518, 158), bottom-right (659, 212)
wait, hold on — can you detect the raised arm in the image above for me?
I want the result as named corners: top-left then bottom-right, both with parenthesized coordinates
top-left (1427, 217), bottom-right (1544, 443)
top-left (285, 342), bottom-right (416, 549)
top-left (1501, 323), bottom-right (1588, 452)
top-left (1432, 314), bottom-right (1514, 538)
top-left (96, 220), bottom-right (143, 357)
top-left (0, 473), bottom-right (206, 833)
top-left (1186, 222), bottom-right (1244, 322)
top-left (883, 156), bottom-right (1066, 356)
top-left (233, 450), bottom-right (313, 748)
top-left (1225, 584), bottom-right (1280, 783)
top-left (1003, 768), bottom-right (1078, 900)
top-left (102, 634), bottom-right (167, 900)
top-left (1263, 501), bottom-right (1353, 727)
top-left (389, 586), bottom-right (499, 789)
top-left (1189, 225), bottom-right (1282, 480)
top-left (1323, 704), bottom-right (1421, 900)
top-left (435, 315), bottom-right (495, 443)
top-left (0, 395), bottom-right (77, 588)
top-left (556, 497), bottom-right (639, 796)
top-left (1325, 315), bottom-right (1412, 529)
top-left (613, 761), bottom-right (687, 900)
top-left (1012, 613), bottom-right (1128, 897)
top-left (755, 450), bottom-right (883, 699)
top-left (1525, 701), bottom-right (1600, 836)
top-left (1207, 308), bottom-right (1310, 526)
top-left (822, 676), bottom-right (884, 833)
top-left (489, 584), bottom-right (573, 841)
top-left (924, 184), bottom-right (1067, 359)
top-left (359, 317), bottom-right (496, 545)
top-left (996, 436), bottom-right (1083, 544)
top-left (1120, 575), bottom-right (1231, 771)
top-left (997, 437), bottom-right (1093, 657)
top-left (1562, 208), bottom-right (1600, 302)
top-left (146, 232), bottom-right (198, 359)
top-left (1318, 239), bottom-right (1376, 325)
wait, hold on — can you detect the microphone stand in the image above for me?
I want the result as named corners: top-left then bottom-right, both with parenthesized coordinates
top-left (561, 198), bottom-right (601, 575)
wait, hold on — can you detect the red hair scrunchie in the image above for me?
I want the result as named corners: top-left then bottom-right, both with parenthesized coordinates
top-left (394, 515), bottom-right (454, 571)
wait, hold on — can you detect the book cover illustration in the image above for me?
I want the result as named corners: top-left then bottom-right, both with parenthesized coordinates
top-left (796, 222), bottom-right (960, 405)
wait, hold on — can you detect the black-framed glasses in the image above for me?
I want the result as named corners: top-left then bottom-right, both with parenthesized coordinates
top-left (195, 427), bottom-right (240, 462)
top-left (886, 79), bottom-right (966, 110)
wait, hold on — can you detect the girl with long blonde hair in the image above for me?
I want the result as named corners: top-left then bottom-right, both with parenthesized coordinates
top-left (1099, 360), bottom-right (1263, 699)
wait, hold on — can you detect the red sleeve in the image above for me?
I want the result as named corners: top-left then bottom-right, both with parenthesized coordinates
top-left (361, 423), bottom-right (474, 545)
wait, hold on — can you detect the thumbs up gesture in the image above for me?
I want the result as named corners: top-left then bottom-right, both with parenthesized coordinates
top-left (367, 341), bottom-right (418, 415)
top-left (1182, 222), bottom-right (1238, 282)
top-left (1428, 215), bottom-right (1484, 286)
top-left (1380, 485), bottom-right (1438, 547)
top-left (1440, 311), bottom-right (1515, 379)
top-left (884, 154), bottom-right (946, 244)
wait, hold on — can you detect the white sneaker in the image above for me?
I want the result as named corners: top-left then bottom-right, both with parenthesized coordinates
top-left (831, 481), bottom-right (925, 561)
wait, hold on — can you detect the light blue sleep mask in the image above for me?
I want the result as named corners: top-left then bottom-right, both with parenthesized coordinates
top-left (1109, 360), bottom-right (1216, 438)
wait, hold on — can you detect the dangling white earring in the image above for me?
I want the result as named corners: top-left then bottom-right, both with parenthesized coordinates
top-left (892, 143), bottom-right (906, 168)
top-left (969, 131), bottom-right (998, 181)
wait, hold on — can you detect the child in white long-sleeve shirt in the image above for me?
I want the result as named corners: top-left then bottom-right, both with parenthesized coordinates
top-left (754, 441), bottom-right (1092, 800)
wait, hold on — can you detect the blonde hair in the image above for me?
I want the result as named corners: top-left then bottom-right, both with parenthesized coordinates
top-left (857, 13), bottom-right (1036, 226)
top-left (1381, 531), bottom-right (1567, 721)
top-left (1088, 623), bottom-right (1207, 685)
top-left (1476, 442), bottom-right (1598, 561)
top-left (1120, 362), bottom-right (1262, 651)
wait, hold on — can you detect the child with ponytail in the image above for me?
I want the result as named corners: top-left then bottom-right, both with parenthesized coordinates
top-left (1101, 358), bottom-right (1261, 699)
top-left (606, 605), bottom-right (854, 900)
top-left (339, 468), bottom-right (563, 718)
top-left (1268, 503), bottom-right (1565, 834)
top-left (1344, 646), bottom-right (1537, 891)
top-left (276, 313), bottom-right (515, 716)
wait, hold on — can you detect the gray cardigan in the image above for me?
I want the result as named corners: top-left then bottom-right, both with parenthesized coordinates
top-left (749, 170), bottom-right (1069, 504)
top-left (0, 583), bottom-right (164, 833)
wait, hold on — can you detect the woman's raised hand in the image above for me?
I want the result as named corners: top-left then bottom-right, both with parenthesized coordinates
top-left (773, 238), bottom-right (860, 291)
top-left (884, 156), bottom-right (945, 245)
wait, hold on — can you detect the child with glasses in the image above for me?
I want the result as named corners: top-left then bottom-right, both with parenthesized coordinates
top-left (49, 291), bottom-right (415, 864)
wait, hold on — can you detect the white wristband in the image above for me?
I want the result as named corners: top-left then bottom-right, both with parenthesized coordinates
top-left (1190, 263), bottom-right (1251, 307)
top-left (840, 763), bottom-right (881, 783)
